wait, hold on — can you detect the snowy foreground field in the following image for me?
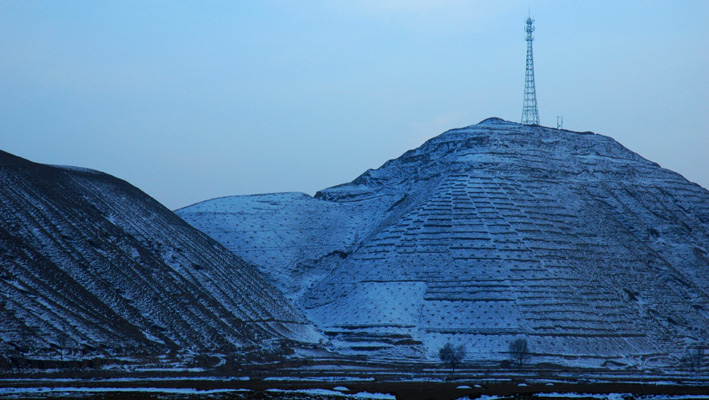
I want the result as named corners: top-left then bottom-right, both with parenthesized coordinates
top-left (2, 370), bottom-right (709, 400)
top-left (3, 385), bottom-right (709, 400)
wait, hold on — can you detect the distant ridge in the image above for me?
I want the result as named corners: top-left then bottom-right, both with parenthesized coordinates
top-left (179, 118), bottom-right (709, 369)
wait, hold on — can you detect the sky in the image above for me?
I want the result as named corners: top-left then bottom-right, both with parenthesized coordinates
top-left (1, 1), bottom-right (707, 210)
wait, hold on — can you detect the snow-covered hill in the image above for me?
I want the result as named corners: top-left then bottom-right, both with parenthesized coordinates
top-left (0, 150), bottom-right (320, 367)
top-left (175, 193), bottom-right (387, 301)
top-left (178, 118), bottom-right (709, 369)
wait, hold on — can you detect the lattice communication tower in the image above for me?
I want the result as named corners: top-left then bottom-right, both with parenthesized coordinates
top-left (521, 16), bottom-right (540, 125)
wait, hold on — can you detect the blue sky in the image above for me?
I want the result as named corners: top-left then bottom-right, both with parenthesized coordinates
top-left (1, 1), bottom-right (707, 209)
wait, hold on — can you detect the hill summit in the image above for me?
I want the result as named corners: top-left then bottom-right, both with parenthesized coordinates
top-left (178, 118), bottom-right (709, 369)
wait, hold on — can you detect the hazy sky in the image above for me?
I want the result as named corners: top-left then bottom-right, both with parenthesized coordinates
top-left (2, 1), bottom-right (707, 210)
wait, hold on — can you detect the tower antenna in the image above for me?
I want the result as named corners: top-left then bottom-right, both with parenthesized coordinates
top-left (521, 15), bottom-right (540, 125)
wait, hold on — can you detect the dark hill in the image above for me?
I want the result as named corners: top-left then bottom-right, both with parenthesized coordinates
top-left (0, 150), bottom-right (320, 368)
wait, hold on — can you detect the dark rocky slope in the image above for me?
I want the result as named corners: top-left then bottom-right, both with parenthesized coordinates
top-left (0, 150), bottom-right (320, 367)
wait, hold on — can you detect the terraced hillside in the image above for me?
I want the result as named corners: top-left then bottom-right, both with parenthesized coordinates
top-left (0, 150), bottom-right (320, 366)
top-left (178, 118), bottom-right (709, 369)
top-left (175, 193), bottom-right (388, 300)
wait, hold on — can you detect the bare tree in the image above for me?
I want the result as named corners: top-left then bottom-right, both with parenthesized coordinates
top-left (682, 346), bottom-right (705, 373)
top-left (509, 338), bottom-right (530, 368)
top-left (693, 347), bottom-right (705, 372)
top-left (439, 342), bottom-right (465, 374)
top-left (57, 332), bottom-right (68, 363)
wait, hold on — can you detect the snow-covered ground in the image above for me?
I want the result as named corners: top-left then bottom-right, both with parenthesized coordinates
top-left (0, 386), bottom-right (396, 399)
